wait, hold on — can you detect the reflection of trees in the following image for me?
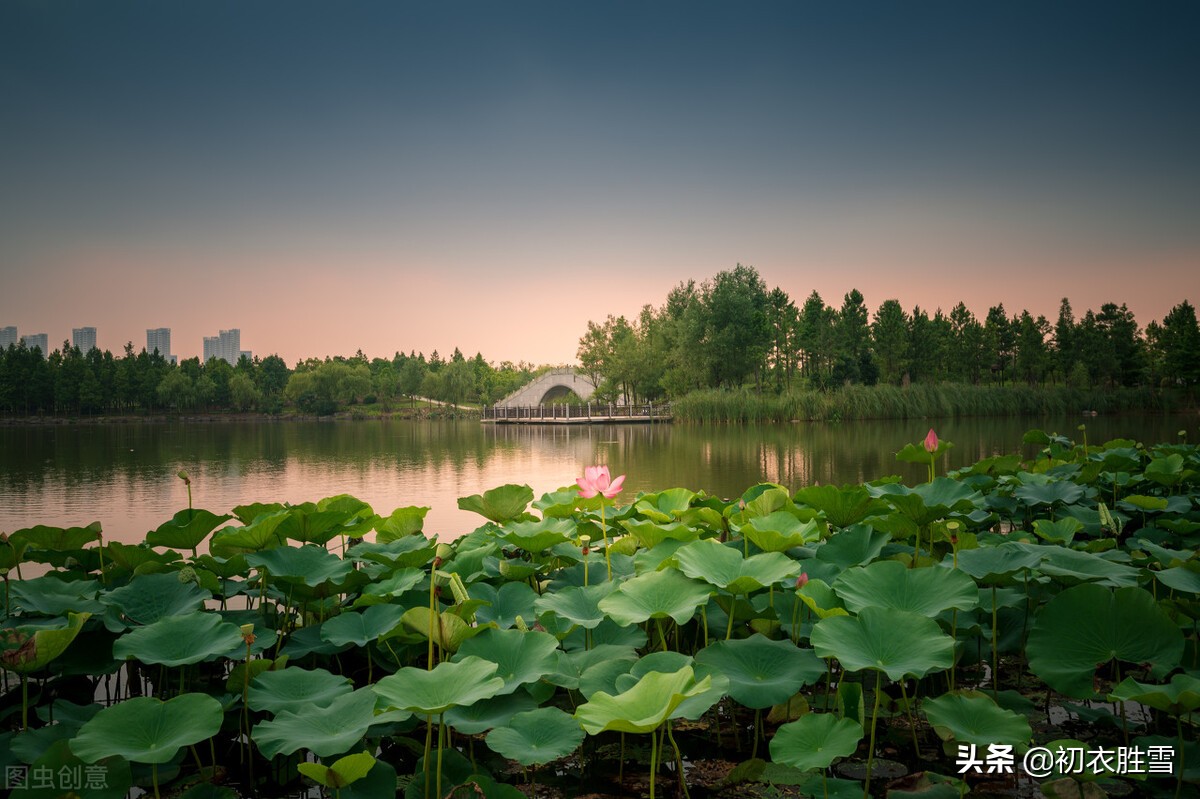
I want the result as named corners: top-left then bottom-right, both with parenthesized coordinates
top-left (2, 415), bottom-right (1194, 540)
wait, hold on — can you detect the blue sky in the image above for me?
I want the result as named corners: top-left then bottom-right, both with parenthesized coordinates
top-left (2, 1), bottom-right (1197, 364)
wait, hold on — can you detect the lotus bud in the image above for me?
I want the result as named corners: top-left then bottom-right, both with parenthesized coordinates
top-left (923, 428), bottom-right (938, 454)
top-left (240, 623), bottom-right (256, 646)
top-left (795, 573), bottom-right (809, 590)
top-left (177, 469), bottom-right (191, 485)
top-left (514, 615), bottom-right (529, 632)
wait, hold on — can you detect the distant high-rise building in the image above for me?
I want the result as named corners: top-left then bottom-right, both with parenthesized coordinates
top-left (21, 333), bottom-right (49, 354)
top-left (146, 328), bottom-right (175, 363)
top-left (0, 326), bottom-right (17, 349)
top-left (72, 327), bottom-right (97, 353)
top-left (202, 328), bottom-right (242, 366)
top-left (239, 350), bottom-right (253, 363)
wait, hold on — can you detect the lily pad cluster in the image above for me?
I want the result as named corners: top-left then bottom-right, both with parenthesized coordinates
top-left (0, 432), bottom-right (1198, 799)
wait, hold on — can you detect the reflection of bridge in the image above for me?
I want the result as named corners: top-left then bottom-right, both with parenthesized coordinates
top-left (485, 368), bottom-right (670, 424)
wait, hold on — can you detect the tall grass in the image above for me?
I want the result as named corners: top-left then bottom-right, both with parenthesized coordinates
top-left (671, 383), bottom-right (1166, 423)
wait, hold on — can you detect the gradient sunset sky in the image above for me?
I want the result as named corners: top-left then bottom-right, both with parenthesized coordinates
top-left (2, 1), bottom-right (1197, 366)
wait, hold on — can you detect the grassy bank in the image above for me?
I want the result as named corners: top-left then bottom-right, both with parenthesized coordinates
top-left (671, 383), bottom-right (1184, 423)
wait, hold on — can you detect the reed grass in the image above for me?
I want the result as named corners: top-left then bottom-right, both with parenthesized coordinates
top-left (671, 383), bottom-right (1165, 423)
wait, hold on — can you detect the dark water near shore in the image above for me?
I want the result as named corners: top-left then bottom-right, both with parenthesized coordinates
top-left (1, 414), bottom-right (1195, 542)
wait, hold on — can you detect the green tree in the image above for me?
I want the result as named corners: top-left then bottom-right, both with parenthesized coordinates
top-left (1155, 300), bottom-right (1200, 387)
top-left (1053, 297), bottom-right (1076, 384)
top-left (157, 370), bottom-right (195, 410)
top-left (229, 372), bottom-right (261, 411)
top-left (833, 289), bottom-right (874, 385)
top-left (982, 305), bottom-right (1015, 385)
top-left (1013, 310), bottom-right (1050, 386)
top-left (948, 303), bottom-right (984, 383)
top-left (766, 287), bottom-right (799, 391)
top-left (703, 264), bottom-right (772, 389)
top-left (870, 299), bottom-right (910, 385)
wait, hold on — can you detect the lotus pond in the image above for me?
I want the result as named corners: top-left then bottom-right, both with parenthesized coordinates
top-left (1, 429), bottom-right (1198, 799)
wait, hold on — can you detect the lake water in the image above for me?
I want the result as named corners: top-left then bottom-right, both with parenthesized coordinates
top-left (1, 414), bottom-right (1194, 543)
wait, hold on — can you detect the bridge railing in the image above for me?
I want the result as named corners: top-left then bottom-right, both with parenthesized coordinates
top-left (482, 402), bottom-right (671, 421)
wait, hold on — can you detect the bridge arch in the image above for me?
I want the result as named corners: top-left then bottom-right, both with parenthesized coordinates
top-left (495, 369), bottom-right (599, 408)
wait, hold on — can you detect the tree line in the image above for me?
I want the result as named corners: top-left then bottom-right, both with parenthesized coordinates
top-left (577, 263), bottom-right (1200, 403)
top-left (0, 342), bottom-right (540, 417)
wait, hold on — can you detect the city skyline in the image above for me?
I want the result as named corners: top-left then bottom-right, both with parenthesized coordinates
top-left (1, 2), bottom-right (1197, 366)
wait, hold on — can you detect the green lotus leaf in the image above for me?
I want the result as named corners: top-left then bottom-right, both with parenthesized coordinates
top-left (769, 713), bottom-right (864, 772)
top-left (1143, 454), bottom-right (1184, 487)
top-left (373, 656), bottom-right (505, 715)
top-left (458, 484), bottom-right (535, 524)
top-left (8, 737), bottom-right (131, 799)
top-left (297, 751), bottom-right (376, 789)
top-left (1031, 517), bottom-right (1084, 545)
top-left (112, 612), bottom-right (242, 667)
top-left (954, 542), bottom-right (1044, 581)
top-left (633, 488), bottom-right (697, 523)
top-left (796, 578), bottom-right (849, 619)
top-left (320, 605), bottom-right (407, 648)
top-left (146, 509), bottom-right (232, 551)
top-left (1119, 494), bottom-right (1170, 514)
top-left (208, 509), bottom-right (290, 557)
top-left (1134, 538), bottom-right (1194, 568)
top-left (620, 652), bottom-right (728, 721)
top-left (11, 522), bottom-right (102, 553)
top-left (896, 439), bottom-right (953, 466)
top-left (1013, 479), bottom-right (1085, 508)
top-left (498, 517), bottom-right (574, 554)
top-left (484, 707), bottom-right (584, 766)
top-left (1, 612), bottom-right (91, 674)
top-left (741, 512), bottom-right (823, 552)
top-left (832, 560), bottom-right (978, 617)
top-left (253, 687), bottom-right (380, 758)
top-left (670, 539), bottom-right (799, 595)
top-left (811, 607), bottom-right (954, 680)
top-left (281, 495), bottom-right (375, 544)
top-left (597, 568), bottom-right (712, 626)
top-left (357, 567), bottom-right (425, 603)
top-left (1154, 566), bottom-right (1200, 595)
top-left (794, 485), bottom-right (890, 528)
top-left (398, 607), bottom-right (487, 652)
top-left (533, 487), bottom-right (583, 518)
top-left (246, 544), bottom-right (354, 588)
top-left (548, 644), bottom-right (639, 691)
top-left (1027, 584), bottom-right (1184, 698)
top-left (374, 506), bottom-right (430, 542)
top-left (694, 635), bottom-right (824, 709)
top-left (574, 666), bottom-right (712, 735)
top-left (1037, 548), bottom-right (1140, 588)
top-left (739, 485), bottom-right (792, 518)
top-left (923, 693), bottom-right (1032, 748)
top-left (444, 691), bottom-right (538, 735)
top-left (349, 536), bottom-right (437, 568)
top-left (455, 628), bottom-right (560, 695)
top-left (248, 666), bottom-right (354, 714)
top-left (533, 582), bottom-right (613, 630)
top-left (10, 576), bottom-right (104, 616)
top-left (619, 519), bottom-right (700, 549)
top-left (814, 524), bottom-right (891, 570)
top-left (470, 581), bottom-right (538, 629)
top-left (1108, 673), bottom-right (1200, 715)
top-left (102, 572), bottom-right (212, 628)
top-left (71, 693), bottom-right (223, 764)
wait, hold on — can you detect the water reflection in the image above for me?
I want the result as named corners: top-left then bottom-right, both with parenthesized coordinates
top-left (1, 414), bottom-right (1194, 543)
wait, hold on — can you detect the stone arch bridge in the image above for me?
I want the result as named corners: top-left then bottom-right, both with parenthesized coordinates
top-left (494, 368), bottom-right (598, 408)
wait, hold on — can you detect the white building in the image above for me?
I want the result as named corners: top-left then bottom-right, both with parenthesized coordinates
top-left (146, 328), bottom-right (175, 363)
top-left (0, 326), bottom-right (16, 349)
top-left (72, 327), bottom-right (97, 353)
top-left (203, 328), bottom-right (242, 366)
top-left (21, 333), bottom-right (49, 354)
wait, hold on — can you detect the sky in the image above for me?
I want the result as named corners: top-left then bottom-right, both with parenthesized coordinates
top-left (1, 1), bottom-right (1197, 367)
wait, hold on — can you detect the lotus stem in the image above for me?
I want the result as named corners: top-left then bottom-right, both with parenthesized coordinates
top-left (21, 673), bottom-right (28, 730)
top-left (1175, 715), bottom-right (1185, 799)
top-left (991, 585), bottom-right (999, 699)
top-left (649, 724), bottom-right (659, 799)
top-left (751, 708), bottom-right (762, 760)
top-left (423, 714), bottom-right (433, 799)
top-left (899, 679), bottom-right (919, 758)
top-left (600, 504), bottom-right (612, 581)
top-left (436, 713), bottom-right (445, 799)
top-left (656, 618), bottom-right (669, 652)
top-left (865, 669), bottom-right (883, 799)
top-left (152, 763), bottom-right (161, 799)
top-left (666, 721), bottom-right (690, 799)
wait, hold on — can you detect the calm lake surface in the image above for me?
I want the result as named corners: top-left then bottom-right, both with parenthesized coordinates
top-left (2, 414), bottom-right (1195, 543)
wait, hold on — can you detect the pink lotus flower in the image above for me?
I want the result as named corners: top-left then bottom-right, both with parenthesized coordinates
top-left (923, 428), bottom-right (939, 454)
top-left (796, 573), bottom-right (809, 589)
top-left (576, 465), bottom-right (625, 499)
